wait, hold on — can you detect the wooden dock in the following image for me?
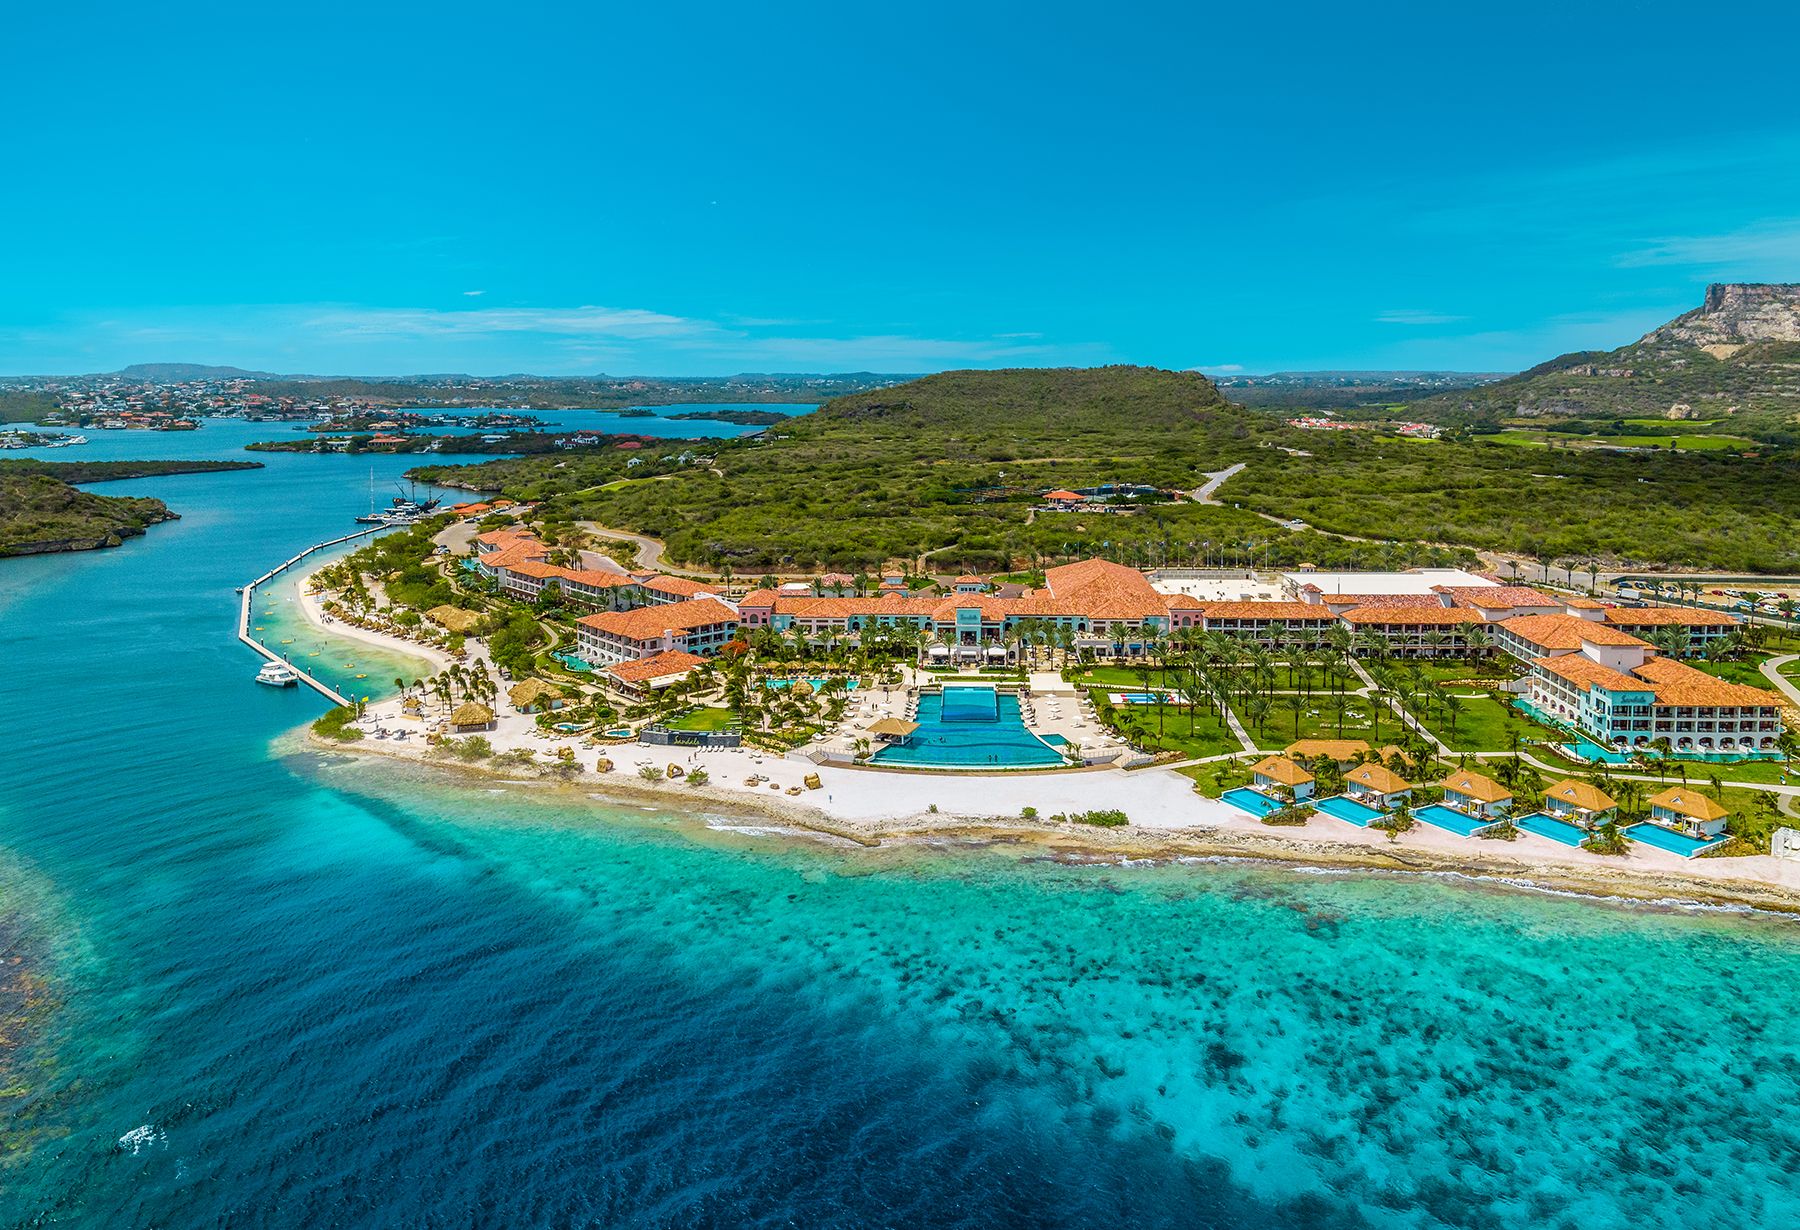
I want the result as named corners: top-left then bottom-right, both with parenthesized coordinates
top-left (238, 526), bottom-right (386, 708)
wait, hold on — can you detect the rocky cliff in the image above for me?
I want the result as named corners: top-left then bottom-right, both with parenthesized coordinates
top-left (1640, 283), bottom-right (1800, 353)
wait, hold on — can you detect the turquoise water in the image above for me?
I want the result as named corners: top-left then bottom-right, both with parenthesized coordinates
top-left (871, 691), bottom-right (1065, 768)
top-left (940, 683), bottom-right (998, 721)
top-left (1517, 811), bottom-right (1589, 848)
top-left (1223, 786), bottom-right (1283, 817)
top-left (1625, 822), bottom-right (1729, 859)
top-left (5, 436), bottom-right (1800, 1224)
top-left (1314, 795), bottom-right (1384, 826)
top-left (1414, 803), bottom-right (1501, 838)
top-left (764, 676), bottom-right (860, 691)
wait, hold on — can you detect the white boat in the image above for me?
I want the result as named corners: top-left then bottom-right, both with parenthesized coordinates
top-left (256, 660), bottom-right (301, 688)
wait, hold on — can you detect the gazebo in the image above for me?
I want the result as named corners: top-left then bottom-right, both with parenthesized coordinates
top-left (867, 717), bottom-right (920, 746)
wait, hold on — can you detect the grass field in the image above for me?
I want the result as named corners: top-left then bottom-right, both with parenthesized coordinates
top-left (1175, 758), bottom-right (1257, 798)
top-left (1414, 688), bottom-right (1562, 753)
top-left (1686, 656), bottom-right (1785, 688)
top-left (1484, 430), bottom-right (1755, 452)
top-left (666, 706), bottom-right (739, 732)
top-left (1090, 691), bottom-right (1241, 760)
top-left (1231, 695), bottom-right (1397, 750)
top-left (1070, 663), bottom-right (1351, 693)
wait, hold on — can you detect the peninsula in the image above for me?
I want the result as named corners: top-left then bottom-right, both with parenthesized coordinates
top-left (0, 458), bottom-right (261, 558)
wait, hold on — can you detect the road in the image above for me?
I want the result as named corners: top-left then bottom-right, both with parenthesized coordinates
top-left (1762, 654), bottom-right (1800, 708)
top-left (577, 521), bottom-right (673, 572)
top-left (1192, 462), bottom-right (1246, 505)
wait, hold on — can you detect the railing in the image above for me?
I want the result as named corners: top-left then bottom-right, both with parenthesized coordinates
top-left (238, 526), bottom-right (387, 708)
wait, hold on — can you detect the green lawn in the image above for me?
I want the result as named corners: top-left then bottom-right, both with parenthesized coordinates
top-left (1484, 430), bottom-right (1755, 452)
top-left (1176, 757), bottom-right (1257, 797)
top-left (666, 705), bottom-right (739, 732)
top-left (1091, 691), bottom-right (1241, 760)
top-left (1781, 658), bottom-right (1800, 683)
top-left (1231, 694), bottom-right (1397, 750)
top-left (1071, 663), bottom-right (1353, 693)
top-left (1411, 687), bottom-right (1562, 753)
top-left (1686, 656), bottom-right (1783, 688)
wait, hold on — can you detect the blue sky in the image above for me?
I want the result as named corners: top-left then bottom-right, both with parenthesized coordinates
top-left (5, 1), bottom-right (1800, 376)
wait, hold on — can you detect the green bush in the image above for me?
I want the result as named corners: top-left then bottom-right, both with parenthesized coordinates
top-left (1071, 808), bottom-right (1128, 827)
top-left (311, 705), bottom-right (363, 742)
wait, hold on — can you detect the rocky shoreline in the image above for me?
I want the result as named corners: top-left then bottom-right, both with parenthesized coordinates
top-left (308, 732), bottom-right (1800, 919)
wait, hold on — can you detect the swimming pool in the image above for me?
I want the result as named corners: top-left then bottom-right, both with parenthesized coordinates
top-left (1314, 795), bottom-right (1384, 827)
top-left (1110, 690), bottom-right (1180, 705)
top-left (1222, 787), bottom-right (1284, 818)
top-left (940, 685), bottom-right (998, 722)
top-left (1625, 822), bottom-right (1730, 858)
top-left (552, 651), bottom-right (594, 673)
top-left (870, 691), bottom-right (1065, 769)
top-left (765, 677), bottom-right (860, 691)
top-left (1414, 803), bottom-right (1500, 838)
top-left (1516, 811), bottom-right (1588, 848)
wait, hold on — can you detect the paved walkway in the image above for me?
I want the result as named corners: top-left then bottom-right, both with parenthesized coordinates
top-left (1761, 653), bottom-right (1800, 707)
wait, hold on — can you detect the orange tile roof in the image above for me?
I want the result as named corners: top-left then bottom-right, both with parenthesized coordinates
top-left (579, 597), bottom-right (739, 643)
top-left (1545, 778), bottom-right (1615, 813)
top-left (1532, 655), bottom-right (1652, 694)
top-left (1043, 489), bottom-right (1083, 500)
top-left (1162, 593), bottom-right (1208, 611)
top-left (1440, 769), bottom-right (1512, 803)
top-left (1251, 755), bottom-right (1314, 787)
top-left (1602, 607), bottom-right (1741, 627)
top-left (1041, 558), bottom-right (1168, 620)
top-left (1435, 585), bottom-right (1558, 609)
top-left (1501, 614), bottom-right (1649, 650)
top-left (1630, 657), bottom-right (1779, 708)
top-left (1345, 763), bottom-right (1412, 794)
top-left (605, 649), bottom-right (707, 683)
top-left (560, 569), bottom-right (640, 589)
top-left (1339, 604), bottom-right (1484, 626)
top-left (644, 575), bottom-right (716, 598)
top-left (1647, 787), bottom-right (1731, 822)
top-left (1563, 597), bottom-right (1606, 610)
top-left (737, 588), bottom-right (780, 608)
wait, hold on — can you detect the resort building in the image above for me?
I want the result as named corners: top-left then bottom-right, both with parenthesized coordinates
top-left (603, 649), bottom-right (708, 695)
top-left (1284, 568), bottom-right (1497, 601)
top-left (1600, 606), bottom-right (1741, 654)
top-left (1343, 763), bottom-right (1413, 809)
top-left (1646, 787), bottom-right (1731, 840)
top-left (1338, 605), bottom-right (1487, 657)
top-left (1439, 769), bottom-right (1512, 819)
top-left (574, 597), bottom-right (742, 665)
top-left (448, 702), bottom-right (496, 733)
top-left (1542, 779), bottom-right (1616, 827)
top-left (1250, 755), bottom-right (1315, 800)
top-left (1189, 601), bottom-right (1336, 643)
top-left (1518, 624), bottom-right (1784, 754)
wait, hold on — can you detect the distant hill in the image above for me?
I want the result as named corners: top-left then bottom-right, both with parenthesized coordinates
top-left (1413, 284), bottom-right (1800, 445)
top-left (113, 363), bottom-right (279, 381)
top-left (1218, 370), bottom-right (1507, 410)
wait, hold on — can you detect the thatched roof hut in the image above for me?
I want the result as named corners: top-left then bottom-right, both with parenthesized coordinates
top-left (868, 717), bottom-right (920, 744)
top-left (508, 678), bottom-right (565, 712)
top-left (449, 702), bottom-right (495, 732)
top-left (425, 605), bottom-right (484, 634)
top-left (595, 757), bottom-right (614, 774)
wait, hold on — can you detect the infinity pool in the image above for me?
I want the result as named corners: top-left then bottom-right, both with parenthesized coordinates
top-left (870, 691), bottom-right (1065, 769)
top-left (1314, 795), bottom-right (1384, 827)
top-left (765, 677), bottom-right (860, 691)
top-left (1516, 811), bottom-right (1588, 848)
top-left (1625, 822), bottom-right (1731, 858)
top-left (1414, 803), bottom-right (1502, 838)
top-left (1222, 787), bottom-right (1284, 818)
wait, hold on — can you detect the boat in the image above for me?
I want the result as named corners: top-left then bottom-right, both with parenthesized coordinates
top-left (256, 661), bottom-right (301, 688)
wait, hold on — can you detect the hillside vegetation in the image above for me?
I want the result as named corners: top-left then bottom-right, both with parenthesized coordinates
top-left (413, 365), bottom-right (1800, 575)
top-left (1411, 284), bottom-right (1800, 447)
top-left (0, 472), bottom-right (177, 556)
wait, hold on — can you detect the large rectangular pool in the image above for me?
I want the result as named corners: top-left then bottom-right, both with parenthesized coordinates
top-left (1414, 803), bottom-right (1501, 838)
top-left (1625, 822), bottom-right (1731, 858)
top-left (1314, 795), bottom-right (1384, 827)
top-left (940, 685), bottom-right (999, 722)
top-left (1516, 811), bottom-right (1588, 848)
top-left (870, 691), bottom-right (1065, 769)
top-left (1222, 787), bottom-right (1283, 818)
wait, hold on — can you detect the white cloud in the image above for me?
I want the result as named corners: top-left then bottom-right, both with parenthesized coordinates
top-left (1194, 363), bottom-right (1244, 374)
top-left (1616, 219), bottom-right (1800, 270)
top-left (1376, 309), bottom-right (1468, 326)
top-left (462, 289), bottom-right (486, 296)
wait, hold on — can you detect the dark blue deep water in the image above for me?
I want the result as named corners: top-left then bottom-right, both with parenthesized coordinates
top-left (3, 427), bottom-right (1800, 1227)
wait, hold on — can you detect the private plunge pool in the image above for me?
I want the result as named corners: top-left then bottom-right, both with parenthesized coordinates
top-left (1313, 795), bottom-right (1385, 827)
top-left (870, 687), bottom-right (1067, 769)
top-left (1222, 787), bottom-right (1284, 818)
top-left (1413, 803), bottom-right (1504, 838)
top-left (1624, 822), bottom-right (1732, 858)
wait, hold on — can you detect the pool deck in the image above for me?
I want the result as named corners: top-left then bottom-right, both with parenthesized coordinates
top-left (814, 669), bottom-right (1133, 768)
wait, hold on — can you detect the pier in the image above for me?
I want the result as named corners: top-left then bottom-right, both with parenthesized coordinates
top-left (237, 526), bottom-right (387, 708)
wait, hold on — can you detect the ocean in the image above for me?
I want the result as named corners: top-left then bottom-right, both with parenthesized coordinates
top-left (2, 423), bottom-right (1799, 1227)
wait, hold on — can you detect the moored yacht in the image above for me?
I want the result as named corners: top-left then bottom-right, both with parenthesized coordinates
top-left (255, 660), bottom-right (301, 687)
